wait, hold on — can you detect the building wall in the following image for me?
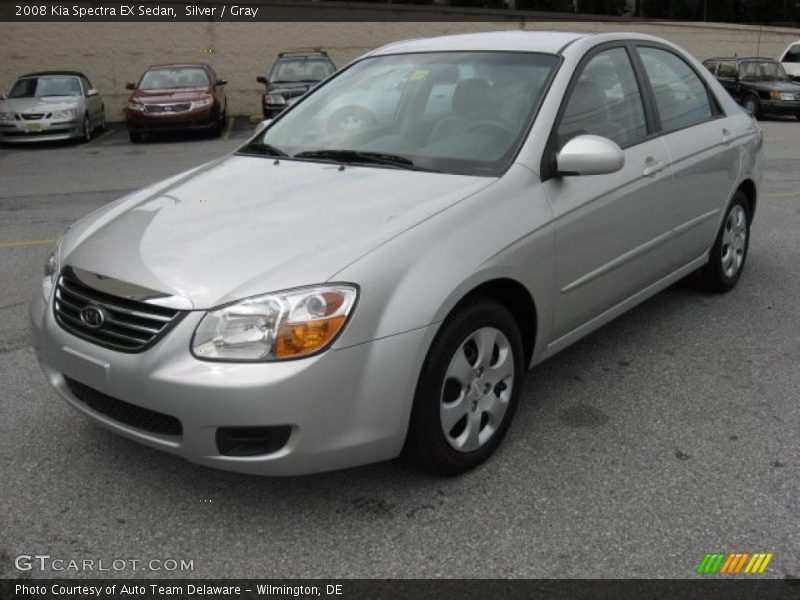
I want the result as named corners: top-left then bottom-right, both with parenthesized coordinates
top-left (3, 18), bottom-right (799, 121)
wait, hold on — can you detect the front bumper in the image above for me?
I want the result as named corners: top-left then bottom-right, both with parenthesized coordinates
top-left (760, 98), bottom-right (800, 115)
top-left (29, 289), bottom-right (431, 476)
top-left (0, 118), bottom-right (81, 142)
top-left (125, 105), bottom-right (217, 134)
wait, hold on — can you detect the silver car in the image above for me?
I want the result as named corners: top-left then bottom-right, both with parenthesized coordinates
top-left (0, 71), bottom-right (105, 143)
top-left (29, 32), bottom-right (762, 476)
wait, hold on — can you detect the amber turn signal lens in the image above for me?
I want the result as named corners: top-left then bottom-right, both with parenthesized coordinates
top-left (274, 315), bottom-right (347, 358)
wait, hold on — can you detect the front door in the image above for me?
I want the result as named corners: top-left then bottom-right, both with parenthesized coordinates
top-left (542, 45), bottom-right (675, 343)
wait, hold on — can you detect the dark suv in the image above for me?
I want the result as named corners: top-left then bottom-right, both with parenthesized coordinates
top-left (256, 49), bottom-right (336, 119)
top-left (703, 56), bottom-right (800, 119)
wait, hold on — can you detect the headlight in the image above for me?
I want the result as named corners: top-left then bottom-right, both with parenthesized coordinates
top-left (127, 101), bottom-right (145, 112)
top-left (779, 92), bottom-right (795, 101)
top-left (51, 108), bottom-right (75, 121)
top-left (42, 242), bottom-right (61, 299)
top-left (265, 94), bottom-right (286, 105)
top-left (0, 112), bottom-right (15, 121)
top-left (192, 285), bottom-right (358, 361)
top-left (190, 97), bottom-right (214, 110)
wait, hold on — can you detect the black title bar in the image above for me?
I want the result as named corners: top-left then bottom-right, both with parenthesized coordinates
top-left (3, 579), bottom-right (800, 600)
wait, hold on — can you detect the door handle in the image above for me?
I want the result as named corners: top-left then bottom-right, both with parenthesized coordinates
top-left (643, 158), bottom-right (665, 177)
top-left (721, 129), bottom-right (734, 144)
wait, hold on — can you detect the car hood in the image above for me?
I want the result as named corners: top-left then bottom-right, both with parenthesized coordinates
top-left (63, 155), bottom-right (494, 309)
top-left (751, 80), bottom-right (800, 93)
top-left (132, 88), bottom-right (210, 103)
top-left (0, 96), bottom-right (80, 113)
top-left (267, 82), bottom-right (317, 97)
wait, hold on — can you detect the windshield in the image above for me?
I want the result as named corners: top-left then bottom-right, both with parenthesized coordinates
top-left (739, 61), bottom-right (789, 81)
top-left (245, 51), bottom-right (559, 177)
top-left (270, 58), bottom-right (335, 83)
top-left (9, 76), bottom-right (82, 98)
top-left (139, 67), bottom-right (209, 90)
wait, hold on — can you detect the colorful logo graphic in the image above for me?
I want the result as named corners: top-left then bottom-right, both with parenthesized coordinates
top-left (696, 552), bottom-right (773, 574)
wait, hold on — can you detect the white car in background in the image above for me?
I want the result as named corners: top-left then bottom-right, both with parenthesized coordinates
top-left (779, 40), bottom-right (800, 81)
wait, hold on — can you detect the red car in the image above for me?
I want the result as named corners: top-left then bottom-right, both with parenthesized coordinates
top-left (124, 63), bottom-right (227, 142)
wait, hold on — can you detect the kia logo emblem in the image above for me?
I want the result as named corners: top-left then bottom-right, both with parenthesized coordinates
top-left (79, 306), bottom-right (106, 329)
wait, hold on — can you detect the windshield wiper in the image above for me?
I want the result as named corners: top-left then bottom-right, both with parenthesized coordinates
top-left (239, 142), bottom-right (288, 157)
top-left (293, 149), bottom-right (436, 172)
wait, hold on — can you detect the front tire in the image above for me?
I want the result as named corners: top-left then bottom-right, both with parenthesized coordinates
top-left (128, 131), bottom-right (143, 144)
top-left (697, 191), bottom-right (751, 293)
top-left (404, 299), bottom-right (524, 475)
top-left (80, 113), bottom-right (91, 143)
top-left (743, 94), bottom-right (761, 119)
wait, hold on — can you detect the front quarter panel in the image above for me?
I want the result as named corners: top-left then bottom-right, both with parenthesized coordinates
top-left (332, 164), bottom-right (555, 367)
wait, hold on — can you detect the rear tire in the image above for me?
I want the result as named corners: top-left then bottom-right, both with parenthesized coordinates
top-left (697, 191), bottom-right (751, 293)
top-left (128, 131), bottom-right (143, 144)
top-left (404, 299), bottom-right (524, 475)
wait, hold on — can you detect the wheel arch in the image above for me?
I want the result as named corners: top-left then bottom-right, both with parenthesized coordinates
top-left (737, 178), bottom-right (757, 223)
top-left (443, 277), bottom-right (538, 367)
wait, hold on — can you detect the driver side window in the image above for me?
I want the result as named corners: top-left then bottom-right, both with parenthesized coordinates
top-left (556, 47), bottom-right (648, 150)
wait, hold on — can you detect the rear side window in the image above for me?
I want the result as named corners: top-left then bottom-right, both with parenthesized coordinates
top-left (717, 61), bottom-right (737, 77)
top-left (783, 44), bottom-right (800, 63)
top-left (557, 47), bottom-right (648, 149)
top-left (637, 47), bottom-right (713, 133)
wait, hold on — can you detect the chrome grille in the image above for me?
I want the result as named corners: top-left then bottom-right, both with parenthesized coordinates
top-left (22, 113), bottom-right (47, 120)
top-left (53, 269), bottom-right (186, 353)
top-left (145, 103), bottom-right (191, 114)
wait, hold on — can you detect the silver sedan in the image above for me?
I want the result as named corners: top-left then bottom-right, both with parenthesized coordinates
top-left (29, 31), bottom-right (762, 476)
top-left (0, 71), bottom-right (105, 143)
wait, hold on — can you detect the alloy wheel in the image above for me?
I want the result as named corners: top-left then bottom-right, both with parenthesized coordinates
top-left (721, 204), bottom-right (747, 278)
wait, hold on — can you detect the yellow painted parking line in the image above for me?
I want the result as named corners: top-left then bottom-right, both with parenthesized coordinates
top-left (223, 116), bottom-right (235, 141)
top-left (88, 128), bottom-right (114, 145)
top-left (764, 191), bottom-right (798, 198)
top-left (0, 238), bottom-right (55, 249)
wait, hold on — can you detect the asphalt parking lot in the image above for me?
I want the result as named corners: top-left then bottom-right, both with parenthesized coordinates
top-left (0, 116), bottom-right (798, 580)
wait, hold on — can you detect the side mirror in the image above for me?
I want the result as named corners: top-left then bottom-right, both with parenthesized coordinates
top-left (217, 79), bottom-right (227, 86)
top-left (87, 89), bottom-right (99, 97)
top-left (125, 82), bottom-right (136, 91)
top-left (556, 135), bottom-right (624, 176)
top-left (254, 119), bottom-right (273, 135)
top-left (256, 76), bottom-right (267, 85)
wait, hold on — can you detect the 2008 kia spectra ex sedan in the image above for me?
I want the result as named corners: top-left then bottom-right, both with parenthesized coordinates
top-left (29, 32), bottom-right (763, 476)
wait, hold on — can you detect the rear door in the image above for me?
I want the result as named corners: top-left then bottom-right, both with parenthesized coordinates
top-left (716, 60), bottom-right (740, 100)
top-left (634, 44), bottom-right (738, 265)
top-left (542, 44), bottom-right (675, 341)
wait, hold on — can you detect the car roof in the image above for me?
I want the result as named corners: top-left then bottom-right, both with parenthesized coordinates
top-left (370, 30), bottom-right (590, 56)
top-left (145, 63), bottom-right (211, 70)
top-left (278, 49), bottom-right (330, 59)
top-left (20, 71), bottom-right (86, 78)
